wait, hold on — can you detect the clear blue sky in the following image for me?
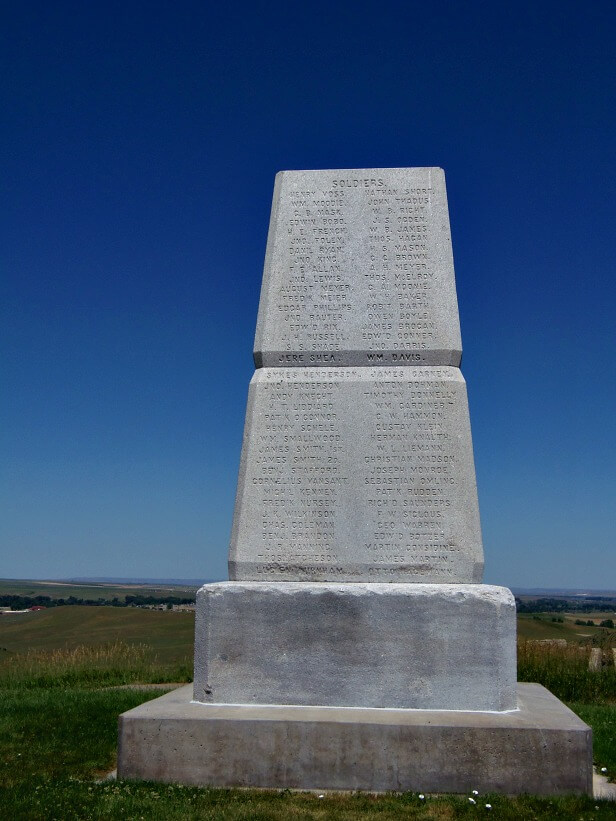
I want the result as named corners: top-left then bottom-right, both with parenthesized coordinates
top-left (2, 1), bottom-right (615, 588)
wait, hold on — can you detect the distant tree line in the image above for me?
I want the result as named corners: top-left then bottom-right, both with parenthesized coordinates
top-left (0, 594), bottom-right (195, 610)
top-left (515, 597), bottom-right (616, 614)
top-left (574, 618), bottom-right (615, 628)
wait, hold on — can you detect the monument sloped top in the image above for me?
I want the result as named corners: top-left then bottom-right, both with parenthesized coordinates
top-left (254, 167), bottom-right (462, 368)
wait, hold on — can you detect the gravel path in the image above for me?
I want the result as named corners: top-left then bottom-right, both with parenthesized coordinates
top-left (593, 768), bottom-right (616, 800)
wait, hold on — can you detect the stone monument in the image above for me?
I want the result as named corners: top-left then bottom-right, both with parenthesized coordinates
top-left (118, 168), bottom-right (592, 795)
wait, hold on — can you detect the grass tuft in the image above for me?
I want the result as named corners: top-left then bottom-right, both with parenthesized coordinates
top-left (518, 640), bottom-right (616, 703)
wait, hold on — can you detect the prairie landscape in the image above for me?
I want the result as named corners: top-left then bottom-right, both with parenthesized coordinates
top-left (1, 580), bottom-right (615, 818)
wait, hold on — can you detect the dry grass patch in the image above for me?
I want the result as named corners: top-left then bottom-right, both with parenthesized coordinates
top-left (0, 641), bottom-right (190, 688)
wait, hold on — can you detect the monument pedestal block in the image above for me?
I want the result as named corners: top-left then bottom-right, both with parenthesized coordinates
top-left (117, 683), bottom-right (593, 795)
top-left (194, 582), bottom-right (517, 712)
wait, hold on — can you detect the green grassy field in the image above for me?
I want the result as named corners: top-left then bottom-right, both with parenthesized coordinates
top-left (0, 685), bottom-right (613, 821)
top-left (0, 599), bottom-right (615, 818)
top-left (0, 679), bottom-right (614, 820)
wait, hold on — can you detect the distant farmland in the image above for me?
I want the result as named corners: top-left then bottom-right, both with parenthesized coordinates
top-left (517, 611), bottom-right (616, 644)
top-left (1, 580), bottom-right (614, 662)
top-left (0, 578), bottom-right (199, 602)
top-left (0, 605), bottom-right (194, 667)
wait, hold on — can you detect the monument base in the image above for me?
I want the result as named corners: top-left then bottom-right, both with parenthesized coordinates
top-left (194, 582), bottom-right (517, 711)
top-left (117, 683), bottom-right (592, 796)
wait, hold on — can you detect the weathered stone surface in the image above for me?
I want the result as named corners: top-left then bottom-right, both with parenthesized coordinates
top-left (117, 683), bottom-right (593, 795)
top-left (254, 167), bottom-right (462, 368)
top-left (193, 583), bottom-right (516, 711)
top-left (229, 366), bottom-right (483, 583)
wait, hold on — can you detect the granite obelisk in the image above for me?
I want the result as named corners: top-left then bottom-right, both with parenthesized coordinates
top-left (118, 168), bottom-right (592, 795)
top-left (230, 168), bottom-right (482, 583)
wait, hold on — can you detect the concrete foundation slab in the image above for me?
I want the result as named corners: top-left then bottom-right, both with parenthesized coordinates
top-left (117, 683), bottom-right (592, 795)
top-left (194, 582), bottom-right (516, 711)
